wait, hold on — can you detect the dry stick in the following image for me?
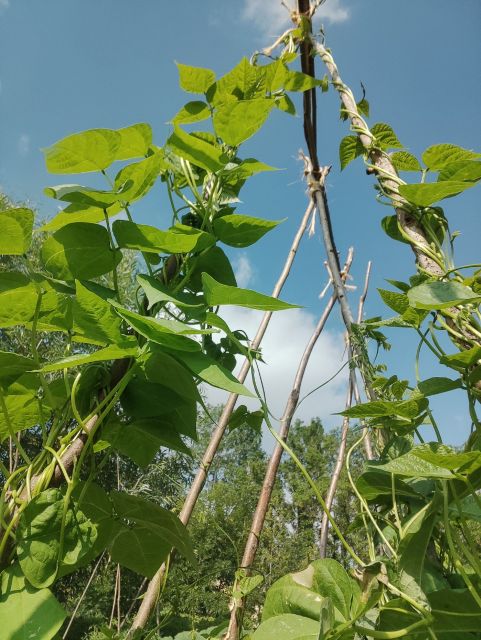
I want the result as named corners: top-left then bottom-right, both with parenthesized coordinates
top-left (62, 551), bottom-right (106, 639)
top-left (225, 249), bottom-right (354, 640)
top-left (319, 261), bottom-right (373, 557)
top-left (129, 201), bottom-right (315, 633)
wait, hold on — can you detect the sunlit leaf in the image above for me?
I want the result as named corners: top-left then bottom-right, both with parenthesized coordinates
top-left (0, 207), bottom-right (34, 255)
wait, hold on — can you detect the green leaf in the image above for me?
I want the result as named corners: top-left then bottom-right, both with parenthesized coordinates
top-left (398, 502), bottom-right (437, 584)
top-left (0, 272), bottom-right (38, 327)
top-left (73, 280), bottom-right (124, 345)
top-left (137, 274), bottom-right (206, 310)
top-left (109, 301), bottom-right (204, 351)
top-left (253, 614), bottom-right (320, 640)
top-left (0, 373), bottom-right (45, 441)
top-left (399, 181), bottom-right (474, 206)
top-left (210, 57), bottom-right (266, 104)
top-left (0, 564), bottom-right (66, 640)
top-left (440, 345), bottom-right (481, 369)
top-left (371, 123), bottom-right (403, 149)
top-left (103, 418), bottom-right (190, 467)
top-left (109, 492), bottom-right (194, 576)
top-left (429, 589), bottom-right (481, 632)
top-left (342, 398), bottom-right (428, 420)
top-left (213, 214), bottom-right (283, 247)
top-left (43, 128), bottom-right (121, 174)
top-left (0, 351), bottom-right (35, 385)
top-left (275, 94), bottom-right (296, 115)
top-left (0, 207), bottom-right (34, 255)
top-left (112, 220), bottom-right (215, 254)
top-left (39, 340), bottom-right (138, 372)
top-left (114, 122), bottom-right (152, 160)
top-left (143, 347), bottom-right (201, 402)
top-left (189, 246), bottom-right (237, 289)
top-left (262, 576), bottom-right (324, 623)
top-left (40, 201), bottom-right (122, 232)
top-left (422, 143), bottom-right (481, 170)
top-left (228, 405), bottom-right (264, 433)
top-left (176, 63), bottom-right (216, 94)
top-left (213, 99), bottom-right (274, 147)
top-left (390, 151), bottom-right (422, 172)
top-left (283, 70), bottom-right (324, 92)
top-left (113, 152), bottom-right (164, 203)
top-left (407, 280), bottom-right (481, 309)
top-left (339, 135), bottom-right (364, 170)
top-left (172, 101), bottom-right (211, 124)
top-left (44, 184), bottom-right (125, 208)
top-left (17, 489), bottom-right (97, 588)
top-left (373, 448), bottom-right (456, 478)
top-left (356, 471), bottom-right (421, 502)
top-left (381, 215), bottom-right (409, 244)
top-left (416, 376), bottom-right (462, 396)
top-left (411, 443), bottom-right (481, 475)
top-left (356, 97), bottom-right (369, 117)
top-left (202, 273), bottom-right (299, 311)
top-left (438, 160), bottom-right (481, 182)
top-left (167, 126), bottom-right (226, 173)
top-left (172, 350), bottom-right (254, 397)
top-left (41, 222), bottom-right (121, 280)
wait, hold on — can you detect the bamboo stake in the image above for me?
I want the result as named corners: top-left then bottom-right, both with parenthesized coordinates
top-left (319, 261), bottom-right (372, 557)
top-left (225, 250), bottom-right (354, 640)
top-left (129, 202), bottom-right (315, 633)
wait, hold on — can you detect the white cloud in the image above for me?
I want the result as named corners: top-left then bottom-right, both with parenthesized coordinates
top-left (204, 305), bottom-right (349, 435)
top-left (0, 0), bottom-right (10, 11)
top-left (17, 134), bottom-right (30, 156)
top-left (234, 254), bottom-right (254, 288)
top-left (241, 0), bottom-right (349, 38)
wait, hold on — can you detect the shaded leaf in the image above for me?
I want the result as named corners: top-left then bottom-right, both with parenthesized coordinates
top-left (408, 280), bottom-right (481, 309)
top-left (213, 214), bottom-right (283, 247)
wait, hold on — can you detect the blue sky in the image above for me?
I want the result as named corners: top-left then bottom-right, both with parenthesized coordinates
top-left (1, 0), bottom-right (480, 444)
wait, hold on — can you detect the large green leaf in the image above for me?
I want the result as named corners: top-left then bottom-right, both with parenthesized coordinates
top-left (167, 126), bottom-right (226, 173)
top-left (43, 184), bottom-right (125, 208)
top-left (210, 57), bottom-right (266, 104)
top-left (373, 448), bottom-right (456, 479)
top-left (114, 122), bottom-right (152, 160)
top-left (429, 589), bottom-right (481, 632)
top-left (0, 373), bottom-right (44, 441)
top-left (411, 443), bottom-right (481, 475)
top-left (213, 98), bottom-right (274, 147)
top-left (109, 301), bottom-right (205, 351)
top-left (438, 160), bottom-right (481, 182)
top-left (73, 280), bottom-right (124, 345)
top-left (356, 471), bottom-right (421, 502)
top-left (440, 345), bottom-right (481, 369)
top-left (41, 201), bottom-right (122, 232)
top-left (342, 398), bottom-right (427, 420)
top-left (253, 614), bottom-right (320, 640)
top-left (109, 492), bottom-right (194, 577)
top-left (398, 501), bottom-right (438, 584)
top-left (142, 348), bottom-right (201, 402)
top-left (0, 564), bottom-right (66, 640)
top-left (213, 214), bottom-right (282, 248)
top-left (371, 123), bottom-right (403, 149)
top-left (0, 271), bottom-right (38, 327)
top-left (39, 340), bottom-right (138, 373)
top-left (103, 418), bottom-right (190, 467)
top-left (43, 128), bottom-right (121, 174)
top-left (202, 273), bottom-right (299, 311)
top-left (120, 376), bottom-right (197, 438)
top-left (422, 143), bottom-right (481, 170)
top-left (172, 350), bottom-right (254, 397)
top-left (172, 101), bottom-right (211, 124)
top-left (408, 280), bottom-right (481, 309)
top-left (391, 151), bottom-right (422, 172)
top-left (113, 152), bottom-right (164, 203)
top-left (112, 220), bottom-right (214, 254)
top-left (283, 69), bottom-right (325, 92)
top-left (137, 274), bottom-right (206, 311)
top-left (189, 246), bottom-right (237, 289)
top-left (176, 63), bottom-right (216, 94)
top-left (399, 181), bottom-right (474, 206)
top-left (0, 207), bottom-right (34, 255)
top-left (41, 222), bottom-right (121, 280)
top-left (416, 376), bottom-right (462, 396)
top-left (17, 489), bottom-right (97, 588)
top-left (339, 135), bottom-right (363, 170)
top-left (0, 351), bottom-right (35, 385)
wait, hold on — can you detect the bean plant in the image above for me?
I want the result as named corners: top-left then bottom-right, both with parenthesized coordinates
top-left (0, 3), bottom-right (481, 639)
